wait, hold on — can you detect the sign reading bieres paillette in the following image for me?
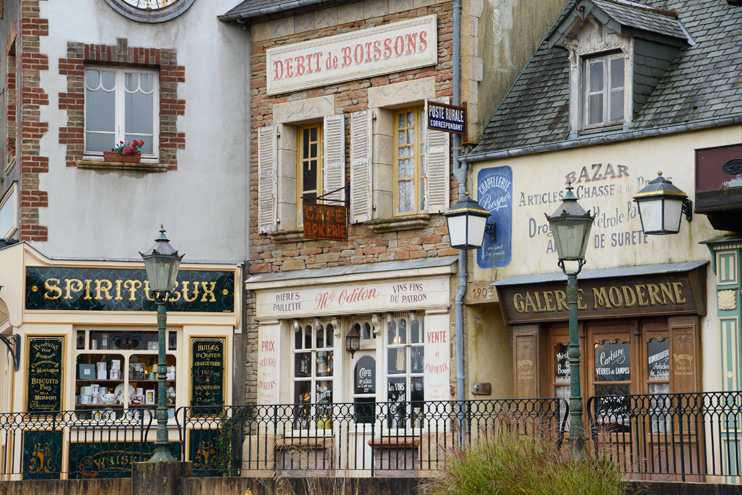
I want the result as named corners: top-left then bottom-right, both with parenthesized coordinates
top-left (266, 15), bottom-right (438, 95)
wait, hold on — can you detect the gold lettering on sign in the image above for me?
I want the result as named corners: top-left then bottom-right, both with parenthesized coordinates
top-left (673, 282), bottom-right (687, 304)
top-left (43, 278), bottom-right (62, 300)
top-left (95, 279), bottom-right (114, 301)
top-left (181, 281), bottom-right (199, 302)
top-left (200, 282), bottom-right (217, 303)
top-left (622, 286), bottom-right (637, 307)
top-left (123, 280), bottom-right (142, 301)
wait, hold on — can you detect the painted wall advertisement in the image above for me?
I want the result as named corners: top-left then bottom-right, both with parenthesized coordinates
top-left (477, 166), bottom-right (512, 268)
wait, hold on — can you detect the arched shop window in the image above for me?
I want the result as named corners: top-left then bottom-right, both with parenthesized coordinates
top-left (386, 313), bottom-right (424, 428)
top-left (293, 321), bottom-right (334, 429)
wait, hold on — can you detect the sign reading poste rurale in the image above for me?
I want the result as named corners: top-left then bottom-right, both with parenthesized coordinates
top-left (427, 101), bottom-right (467, 135)
top-left (266, 15), bottom-right (437, 95)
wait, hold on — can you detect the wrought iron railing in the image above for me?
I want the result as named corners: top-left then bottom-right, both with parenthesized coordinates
top-left (0, 410), bottom-right (154, 479)
top-left (175, 398), bottom-right (568, 477)
top-left (588, 391), bottom-right (742, 481)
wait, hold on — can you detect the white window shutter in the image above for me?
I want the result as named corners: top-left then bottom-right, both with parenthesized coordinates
top-left (258, 125), bottom-right (278, 233)
top-left (350, 110), bottom-right (373, 224)
top-left (323, 114), bottom-right (346, 204)
top-left (425, 97), bottom-right (451, 214)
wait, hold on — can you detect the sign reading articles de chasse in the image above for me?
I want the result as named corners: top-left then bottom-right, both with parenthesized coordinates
top-left (27, 336), bottom-right (64, 412)
top-left (191, 337), bottom-right (226, 408)
top-left (495, 268), bottom-right (706, 325)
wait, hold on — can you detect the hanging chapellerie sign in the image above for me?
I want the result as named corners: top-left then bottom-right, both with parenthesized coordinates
top-left (25, 267), bottom-right (235, 313)
top-left (27, 336), bottom-right (64, 413)
top-left (190, 337), bottom-right (226, 410)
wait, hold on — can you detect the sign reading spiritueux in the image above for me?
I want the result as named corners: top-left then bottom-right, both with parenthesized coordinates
top-left (427, 101), bottom-right (467, 135)
top-left (27, 336), bottom-right (64, 412)
top-left (303, 203), bottom-right (348, 241)
top-left (191, 337), bottom-right (226, 409)
top-left (25, 267), bottom-right (235, 313)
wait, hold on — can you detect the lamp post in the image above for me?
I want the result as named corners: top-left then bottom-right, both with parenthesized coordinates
top-left (633, 171), bottom-right (692, 235)
top-left (545, 184), bottom-right (594, 452)
top-left (140, 226), bottom-right (184, 462)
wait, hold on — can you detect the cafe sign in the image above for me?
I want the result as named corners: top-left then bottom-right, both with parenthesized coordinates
top-left (495, 267), bottom-right (706, 325)
top-left (303, 203), bottom-right (348, 241)
top-left (266, 15), bottom-right (437, 95)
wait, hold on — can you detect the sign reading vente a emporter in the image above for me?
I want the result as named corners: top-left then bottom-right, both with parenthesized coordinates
top-left (427, 101), bottom-right (467, 134)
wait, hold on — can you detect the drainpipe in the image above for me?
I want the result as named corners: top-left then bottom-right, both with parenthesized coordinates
top-left (451, 0), bottom-right (467, 443)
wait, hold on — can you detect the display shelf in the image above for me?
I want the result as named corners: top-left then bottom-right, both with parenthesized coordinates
top-left (76, 404), bottom-right (124, 408)
top-left (129, 379), bottom-right (176, 383)
top-left (75, 379), bottom-right (125, 383)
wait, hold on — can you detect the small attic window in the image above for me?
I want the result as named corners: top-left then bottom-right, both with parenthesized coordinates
top-left (584, 52), bottom-right (626, 128)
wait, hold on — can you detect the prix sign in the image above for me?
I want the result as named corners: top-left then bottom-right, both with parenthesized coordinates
top-left (266, 15), bottom-right (437, 95)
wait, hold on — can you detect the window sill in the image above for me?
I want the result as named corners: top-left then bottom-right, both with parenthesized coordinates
top-left (579, 124), bottom-right (624, 136)
top-left (77, 159), bottom-right (168, 173)
top-left (266, 229), bottom-right (306, 243)
top-left (367, 214), bottom-right (431, 233)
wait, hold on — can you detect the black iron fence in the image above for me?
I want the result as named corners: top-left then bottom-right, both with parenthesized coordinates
top-left (588, 391), bottom-right (742, 482)
top-left (175, 398), bottom-right (568, 477)
top-left (0, 410), bottom-right (154, 480)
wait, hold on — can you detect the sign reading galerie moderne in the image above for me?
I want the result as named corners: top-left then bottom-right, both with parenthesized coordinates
top-left (496, 269), bottom-right (706, 325)
top-left (266, 15), bottom-right (438, 95)
top-left (255, 277), bottom-right (450, 318)
top-left (25, 267), bottom-right (235, 313)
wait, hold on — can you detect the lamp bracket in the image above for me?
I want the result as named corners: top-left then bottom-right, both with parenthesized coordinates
top-left (0, 334), bottom-right (21, 372)
top-left (484, 222), bottom-right (497, 242)
top-left (683, 198), bottom-right (693, 222)
top-left (557, 258), bottom-right (586, 277)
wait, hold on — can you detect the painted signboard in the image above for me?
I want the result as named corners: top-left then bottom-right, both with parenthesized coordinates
top-left (477, 166), bottom-right (512, 268)
top-left (27, 336), bottom-right (64, 412)
top-left (355, 356), bottom-right (376, 394)
top-left (255, 277), bottom-right (450, 319)
top-left (495, 268), bottom-right (706, 325)
top-left (257, 326), bottom-right (279, 405)
top-left (25, 267), bottom-right (235, 313)
top-left (23, 431), bottom-right (62, 480)
top-left (68, 441), bottom-right (181, 479)
top-left (427, 101), bottom-right (466, 134)
top-left (303, 203), bottom-right (348, 241)
top-left (190, 337), bottom-right (226, 411)
top-left (266, 15), bottom-right (437, 95)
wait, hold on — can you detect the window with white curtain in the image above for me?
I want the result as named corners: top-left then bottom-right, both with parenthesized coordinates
top-left (85, 68), bottom-right (158, 157)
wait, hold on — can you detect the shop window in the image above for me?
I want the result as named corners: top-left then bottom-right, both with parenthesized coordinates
top-left (293, 322), bottom-right (334, 429)
top-left (647, 338), bottom-right (671, 433)
top-left (74, 330), bottom-right (176, 421)
top-left (584, 54), bottom-right (626, 129)
top-left (84, 68), bottom-right (159, 158)
top-left (553, 341), bottom-right (570, 429)
top-left (386, 315), bottom-right (424, 428)
top-left (297, 124), bottom-right (323, 221)
top-left (394, 107), bottom-right (427, 215)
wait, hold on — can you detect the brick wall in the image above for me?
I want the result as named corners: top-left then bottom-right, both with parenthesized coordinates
top-left (246, 0), bottom-right (458, 402)
top-left (58, 38), bottom-right (186, 171)
top-left (18, 0), bottom-right (48, 242)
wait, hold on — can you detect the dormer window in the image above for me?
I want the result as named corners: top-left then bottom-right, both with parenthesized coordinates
top-left (585, 53), bottom-right (626, 128)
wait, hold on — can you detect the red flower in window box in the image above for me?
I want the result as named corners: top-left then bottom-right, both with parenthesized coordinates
top-left (104, 140), bottom-right (145, 163)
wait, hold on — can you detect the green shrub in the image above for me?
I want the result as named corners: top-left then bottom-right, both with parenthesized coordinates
top-left (424, 424), bottom-right (626, 495)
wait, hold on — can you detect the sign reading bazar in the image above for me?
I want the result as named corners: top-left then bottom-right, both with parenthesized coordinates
top-left (303, 203), bottom-right (347, 241)
top-left (266, 15), bottom-right (437, 95)
top-left (495, 268), bottom-right (706, 325)
top-left (25, 267), bottom-right (235, 313)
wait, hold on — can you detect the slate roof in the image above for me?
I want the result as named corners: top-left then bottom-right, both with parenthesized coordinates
top-left (220, 0), bottom-right (357, 22)
top-left (472, 0), bottom-right (742, 155)
top-left (591, 0), bottom-right (686, 39)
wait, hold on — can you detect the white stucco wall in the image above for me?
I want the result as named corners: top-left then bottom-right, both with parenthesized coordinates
top-left (35, 0), bottom-right (248, 261)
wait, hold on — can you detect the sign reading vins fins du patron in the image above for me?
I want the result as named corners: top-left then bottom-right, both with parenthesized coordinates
top-left (191, 337), bottom-right (226, 408)
top-left (25, 267), bottom-right (234, 313)
top-left (27, 336), bottom-right (64, 412)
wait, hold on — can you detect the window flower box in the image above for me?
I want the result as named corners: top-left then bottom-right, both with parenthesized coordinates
top-left (104, 151), bottom-right (142, 163)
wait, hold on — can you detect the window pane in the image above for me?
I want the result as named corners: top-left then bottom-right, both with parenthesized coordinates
top-left (124, 134), bottom-right (153, 155)
top-left (86, 87), bottom-right (115, 132)
top-left (398, 130), bottom-right (406, 146)
top-left (85, 70), bottom-right (100, 89)
top-left (588, 94), bottom-right (603, 125)
top-left (140, 73), bottom-right (154, 92)
top-left (303, 129), bottom-right (310, 156)
top-left (294, 381), bottom-right (312, 428)
top-left (86, 132), bottom-right (115, 153)
top-left (407, 128), bottom-right (414, 144)
top-left (398, 180), bottom-right (414, 213)
top-left (595, 341), bottom-right (630, 382)
top-left (610, 58), bottom-right (624, 89)
top-left (303, 161), bottom-right (317, 192)
top-left (555, 343), bottom-right (570, 383)
top-left (387, 320), bottom-right (396, 345)
top-left (101, 71), bottom-right (116, 90)
top-left (362, 323), bottom-right (371, 340)
top-left (398, 157), bottom-right (413, 177)
top-left (648, 340), bottom-right (669, 382)
top-left (125, 91), bottom-right (154, 134)
top-left (310, 127), bottom-right (317, 142)
top-left (295, 352), bottom-right (311, 377)
top-left (411, 376), bottom-right (424, 402)
top-left (326, 325), bottom-right (334, 347)
top-left (304, 326), bottom-right (312, 349)
top-left (589, 61), bottom-right (604, 92)
top-left (420, 109), bottom-right (426, 143)
top-left (125, 72), bottom-right (139, 92)
top-left (398, 113), bottom-right (405, 128)
top-left (316, 325), bottom-right (324, 349)
top-left (387, 377), bottom-right (406, 402)
top-left (388, 347), bottom-right (406, 373)
top-left (295, 329), bottom-right (302, 349)
top-left (316, 380), bottom-right (332, 404)
top-left (411, 347), bottom-right (424, 373)
top-left (406, 111), bottom-right (414, 127)
top-left (610, 89), bottom-right (624, 122)
top-left (411, 319), bottom-right (419, 343)
top-left (317, 351), bottom-right (333, 376)
top-left (398, 319), bottom-right (407, 344)
top-left (310, 143), bottom-right (317, 158)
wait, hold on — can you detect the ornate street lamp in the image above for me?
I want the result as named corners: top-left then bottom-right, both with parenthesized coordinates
top-left (545, 184), bottom-right (594, 453)
top-left (140, 226), bottom-right (184, 462)
top-left (633, 172), bottom-right (692, 235)
top-left (443, 193), bottom-right (492, 250)
top-left (345, 324), bottom-right (361, 359)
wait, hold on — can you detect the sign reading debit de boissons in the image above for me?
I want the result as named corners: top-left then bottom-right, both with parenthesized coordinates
top-left (266, 15), bottom-right (438, 95)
